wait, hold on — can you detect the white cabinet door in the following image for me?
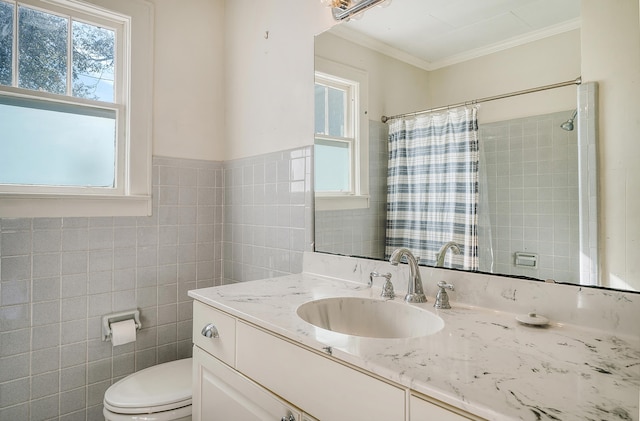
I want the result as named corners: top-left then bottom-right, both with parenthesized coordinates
top-left (410, 394), bottom-right (478, 421)
top-left (193, 346), bottom-right (302, 421)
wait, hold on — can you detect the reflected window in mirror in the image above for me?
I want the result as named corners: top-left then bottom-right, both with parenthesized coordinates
top-left (314, 58), bottom-right (369, 211)
top-left (315, 74), bottom-right (355, 193)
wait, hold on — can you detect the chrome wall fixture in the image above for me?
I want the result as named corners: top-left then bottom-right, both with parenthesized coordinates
top-left (101, 309), bottom-right (142, 342)
top-left (323, 0), bottom-right (389, 21)
top-left (560, 110), bottom-right (578, 131)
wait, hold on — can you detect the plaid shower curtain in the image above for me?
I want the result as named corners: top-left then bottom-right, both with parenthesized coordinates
top-left (385, 106), bottom-right (479, 270)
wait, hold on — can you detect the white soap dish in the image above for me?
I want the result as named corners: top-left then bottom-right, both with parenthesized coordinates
top-left (516, 312), bottom-right (549, 326)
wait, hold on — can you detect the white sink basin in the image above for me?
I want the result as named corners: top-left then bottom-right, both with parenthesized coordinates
top-left (296, 297), bottom-right (444, 339)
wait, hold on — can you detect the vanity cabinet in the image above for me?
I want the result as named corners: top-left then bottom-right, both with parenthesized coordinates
top-left (193, 346), bottom-right (303, 420)
top-left (192, 300), bottom-right (482, 421)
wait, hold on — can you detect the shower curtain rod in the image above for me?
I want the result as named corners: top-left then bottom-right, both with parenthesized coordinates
top-left (381, 76), bottom-right (582, 123)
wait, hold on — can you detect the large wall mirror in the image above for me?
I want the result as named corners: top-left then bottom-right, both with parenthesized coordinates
top-left (313, 0), bottom-right (640, 293)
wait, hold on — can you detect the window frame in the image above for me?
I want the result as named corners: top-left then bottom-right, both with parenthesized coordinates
top-left (315, 73), bottom-right (356, 195)
top-left (314, 57), bottom-right (369, 211)
top-left (0, 0), bottom-right (153, 217)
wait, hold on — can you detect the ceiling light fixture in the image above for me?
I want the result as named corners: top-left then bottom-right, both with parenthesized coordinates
top-left (321, 0), bottom-right (390, 21)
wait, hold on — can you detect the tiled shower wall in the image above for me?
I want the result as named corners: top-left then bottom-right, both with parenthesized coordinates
top-left (313, 114), bottom-right (581, 285)
top-left (0, 156), bottom-right (224, 420)
top-left (480, 111), bottom-right (580, 283)
top-left (314, 120), bottom-right (388, 260)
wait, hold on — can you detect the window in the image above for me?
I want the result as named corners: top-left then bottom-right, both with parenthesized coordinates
top-left (0, 0), bottom-right (153, 217)
top-left (315, 74), bottom-right (355, 193)
top-left (314, 58), bottom-right (369, 210)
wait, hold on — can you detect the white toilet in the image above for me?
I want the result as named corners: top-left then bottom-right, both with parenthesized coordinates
top-left (103, 358), bottom-right (193, 421)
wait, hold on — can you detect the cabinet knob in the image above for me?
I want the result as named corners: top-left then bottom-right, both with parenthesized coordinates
top-left (201, 323), bottom-right (219, 339)
top-left (280, 415), bottom-right (295, 421)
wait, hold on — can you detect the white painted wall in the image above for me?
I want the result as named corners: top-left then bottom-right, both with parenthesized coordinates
top-left (314, 29), bottom-right (580, 125)
top-left (150, 0), bottom-right (225, 161)
top-left (223, 0), bottom-right (335, 160)
top-left (581, 0), bottom-right (640, 290)
top-left (315, 32), bottom-right (430, 121)
top-left (428, 30), bottom-right (580, 124)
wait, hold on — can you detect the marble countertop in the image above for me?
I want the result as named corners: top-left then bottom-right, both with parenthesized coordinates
top-left (189, 273), bottom-right (640, 421)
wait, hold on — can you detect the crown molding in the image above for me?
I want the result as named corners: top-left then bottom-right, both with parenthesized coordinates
top-left (328, 18), bottom-right (581, 71)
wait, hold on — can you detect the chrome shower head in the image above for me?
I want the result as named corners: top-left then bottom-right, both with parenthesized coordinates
top-left (560, 119), bottom-right (574, 131)
top-left (561, 110), bottom-right (577, 131)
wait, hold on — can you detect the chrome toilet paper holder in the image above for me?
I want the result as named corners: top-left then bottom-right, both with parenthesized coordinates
top-left (102, 309), bottom-right (142, 342)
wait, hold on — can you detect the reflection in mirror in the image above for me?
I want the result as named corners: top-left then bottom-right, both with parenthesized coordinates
top-left (313, 1), bottom-right (640, 292)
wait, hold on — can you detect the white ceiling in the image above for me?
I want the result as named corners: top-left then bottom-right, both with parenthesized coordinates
top-left (329, 0), bottom-right (581, 70)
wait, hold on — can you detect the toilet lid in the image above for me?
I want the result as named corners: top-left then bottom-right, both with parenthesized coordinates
top-left (104, 358), bottom-right (192, 414)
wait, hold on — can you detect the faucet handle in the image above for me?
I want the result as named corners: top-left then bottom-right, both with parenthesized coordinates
top-left (369, 272), bottom-right (395, 300)
top-left (434, 281), bottom-right (454, 309)
top-left (437, 281), bottom-right (454, 290)
top-left (369, 271), bottom-right (390, 286)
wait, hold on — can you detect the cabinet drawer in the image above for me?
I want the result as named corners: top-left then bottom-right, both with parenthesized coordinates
top-left (192, 301), bottom-right (236, 366)
top-left (236, 321), bottom-right (405, 421)
top-left (410, 394), bottom-right (483, 420)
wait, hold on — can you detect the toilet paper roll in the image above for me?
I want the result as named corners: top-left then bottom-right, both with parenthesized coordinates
top-left (110, 319), bottom-right (137, 346)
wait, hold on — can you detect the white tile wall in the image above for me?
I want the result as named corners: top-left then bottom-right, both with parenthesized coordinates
top-left (221, 146), bottom-right (314, 283)
top-left (0, 156), bottom-right (223, 420)
top-left (480, 111), bottom-right (580, 283)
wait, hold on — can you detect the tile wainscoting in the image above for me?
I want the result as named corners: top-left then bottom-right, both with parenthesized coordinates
top-left (221, 146), bottom-right (314, 284)
top-left (0, 148), bottom-right (314, 420)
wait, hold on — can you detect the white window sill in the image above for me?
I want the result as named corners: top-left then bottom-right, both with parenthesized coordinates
top-left (315, 195), bottom-right (370, 211)
top-left (0, 194), bottom-right (152, 218)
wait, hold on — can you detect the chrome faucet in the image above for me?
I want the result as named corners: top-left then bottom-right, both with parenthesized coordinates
top-left (435, 241), bottom-right (461, 267)
top-left (369, 272), bottom-right (395, 300)
top-left (389, 248), bottom-right (427, 303)
top-left (434, 281), bottom-right (454, 309)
